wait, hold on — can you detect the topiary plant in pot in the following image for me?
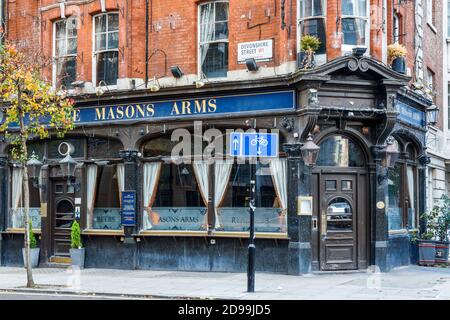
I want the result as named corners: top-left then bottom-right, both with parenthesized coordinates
top-left (70, 220), bottom-right (85, 269)
top-left (298, 35), bottom-right (321, 69)
top-left (22, 219), bottom-right (40, 268)
top-left (387, 43), bottom-right (407, 74)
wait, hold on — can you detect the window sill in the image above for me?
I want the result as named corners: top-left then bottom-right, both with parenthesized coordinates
top-left (139, 230), bottom-right (208, 237)
top-left (2, 228), bottom-right (42, 234)
top-left (82, 230), bottom-right (124, 236)
top-left (137, 230), bottom-right (289, 239)
top-left (212, 231), bottom-right (289, 239)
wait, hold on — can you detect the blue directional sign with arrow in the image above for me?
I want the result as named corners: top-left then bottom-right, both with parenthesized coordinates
top-left (229, 132), bottom-right (278, 158)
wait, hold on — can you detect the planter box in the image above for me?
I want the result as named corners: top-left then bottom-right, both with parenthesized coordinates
top-left (392, 57), bottom-right (406, 74)
top-left (435, 241), bottom-right (449, 264)
top-left (70, 248), bottom-right (85, 269)
top-left (418, 240), bottom-right (436, 265)
top-left (22, 248), bottom-right (40, 268)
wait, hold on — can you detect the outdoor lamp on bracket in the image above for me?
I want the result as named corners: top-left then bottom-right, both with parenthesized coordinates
top-left (26, 151), bottom-right (45, 189)
top-left (426, 104), bottom-right (439, 126)
top-left (300, 134), bottom-right (320, 166)
top-left (377, 137), bottom-right (400, 185)
top-left (58, 153), bottom-right (81, 191)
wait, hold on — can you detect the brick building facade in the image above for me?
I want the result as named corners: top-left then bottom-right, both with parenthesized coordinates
top-left (0, 0), bottom-right (438, 273)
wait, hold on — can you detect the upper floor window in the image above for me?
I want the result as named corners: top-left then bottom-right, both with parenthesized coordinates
top-left (341, 0), bottom-right (369, 50)
top-left (393, 12), bottom-right (400, 43)
top-left (93, 13), bottom-right (119, 86)
top-left (53, 18), bottom-right (78, 89)
top-left (199, 1), bottom-right (229, 78)
top-left (298, 0), bottom-right (327, 55)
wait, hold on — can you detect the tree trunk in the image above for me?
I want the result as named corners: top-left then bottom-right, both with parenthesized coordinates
top-left (19, 108), bottom-right (35, 288)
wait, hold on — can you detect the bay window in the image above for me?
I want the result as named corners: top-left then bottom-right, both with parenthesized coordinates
top-left (53, 18), bottom-right (77, 89)
top-left (9, 166), bottom-right (41, 229)
top-left (298, 0), bottom-right (327, 56)
top-left (141, 134), bottom-right (287, 234)
top-left (93, 13), bottom-right (119, 86)
top-left (199, 1), bottom-right (229, 78)
top-left (341, 0), bottom-right (369, 52)
top-left (86, 163), bottom-right (124, 230)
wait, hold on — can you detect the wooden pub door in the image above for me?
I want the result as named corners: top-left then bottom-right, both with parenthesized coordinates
top-left (50, 179), bottom-right (76, 257)
top-left (313, 170), bottom-right (369, 271)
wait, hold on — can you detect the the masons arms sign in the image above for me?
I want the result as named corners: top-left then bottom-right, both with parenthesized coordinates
top-left (71, 91), bottom-right (295, 125)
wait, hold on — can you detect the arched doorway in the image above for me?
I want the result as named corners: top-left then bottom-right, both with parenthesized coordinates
top-left (312, 134), bottom-right (370, 271)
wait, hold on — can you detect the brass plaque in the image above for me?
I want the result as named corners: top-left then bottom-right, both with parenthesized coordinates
top-left (297, 196), bottom-right (313, 216)
top-left (40, 203), bottom-right (48, 217)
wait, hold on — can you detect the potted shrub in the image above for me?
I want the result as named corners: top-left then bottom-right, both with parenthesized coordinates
top-left (419, 194), bottom-right (450, 265)
top-left (22, 219), bottom-right (39, 268)
top-left (433, 195), bottom-right (450, 264)
top-left (298, 35), bottom-right (321, 69)
top-left (70, 220), bottom-right (85, 269)
top-left (387, 43), bottom-right (407, 74)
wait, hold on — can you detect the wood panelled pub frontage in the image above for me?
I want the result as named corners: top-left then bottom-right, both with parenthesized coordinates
top-left (0, 54), bottom-right (432, 274)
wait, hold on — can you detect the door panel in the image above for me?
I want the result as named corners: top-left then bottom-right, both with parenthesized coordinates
top-left (319, 173), bottom-right (357, 270)
top-left (52, 181), bottom-right (75, 257)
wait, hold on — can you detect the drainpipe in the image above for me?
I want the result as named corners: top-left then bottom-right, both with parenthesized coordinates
top-left (145, 0), bottom-right (149, 88)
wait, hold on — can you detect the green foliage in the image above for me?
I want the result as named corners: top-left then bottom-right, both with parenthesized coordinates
top-left (71, 220), bottom-right (82, 249)
top-left (29, 219), bottom-right (37, 249)
top-left (0, 43), bottom-right (75, 163)
top-left (300, 35), bottom-right (321, 52)
top-left (421, 194), bottom-right (450, 241)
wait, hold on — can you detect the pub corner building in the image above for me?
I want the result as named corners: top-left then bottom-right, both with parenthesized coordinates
top-left (0, 54), bottom-right (431, 274)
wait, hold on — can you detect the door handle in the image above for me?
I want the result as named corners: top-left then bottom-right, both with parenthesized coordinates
top-left (321, 210), bottom-right (327, 236)
top-left (312, 218), bottom-right (318, 230)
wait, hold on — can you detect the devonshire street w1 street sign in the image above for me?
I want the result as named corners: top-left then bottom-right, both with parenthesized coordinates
top-left (229, 132), bottom-right (278, 158)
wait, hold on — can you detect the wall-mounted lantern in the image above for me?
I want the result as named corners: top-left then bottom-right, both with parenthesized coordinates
top-left (300, 134), bottom-right (320, 166)
top-left (26, 151), bottom-right (44, 189)
top-left (426, 104), bottom-right (439, 126)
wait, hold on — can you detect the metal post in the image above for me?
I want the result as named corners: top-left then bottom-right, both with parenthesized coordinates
top-left (247, 160), bottom-right (256, 292)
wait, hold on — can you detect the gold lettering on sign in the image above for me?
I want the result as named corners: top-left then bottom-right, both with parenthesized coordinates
top-left (181, 101), bottom-right (192, 114)
top-left (107, 107), bottom-right (116, 120)
top-left (125, 105), bottom-right (135, 118)
top-left (171, 102), bottom-right (180, 115)
top-left (136, 104), bottom-right (145, 118)
top-left (116, 106), bottom-right (124, 119)
top-left (72, 109), bottom-right (81, 122)
top-left (95, 107), bottom-right (106, 121)
top-left (194, 100), bottom-right (206, 114)
top-left (146, 104), bottom-right (155, 117)
top-left (208, 99), bottom-right (217, 112)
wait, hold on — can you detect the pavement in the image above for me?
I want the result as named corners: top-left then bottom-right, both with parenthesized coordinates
top-left (1, 265), bottom-right (450, 299)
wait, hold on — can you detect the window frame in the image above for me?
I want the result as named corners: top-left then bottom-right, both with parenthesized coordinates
top-left (139, 133), bottom-right (288, 236)
top-left (340, 0), bottom-right (370, 54)
top-left (197, 0), bottom-right (229, 80)
top-left (52, 18), bottom-right (78, 89)
top-left (297, 0), bottom-right (327, 63)
top-left (92, 12), bottom-right (119, 88)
